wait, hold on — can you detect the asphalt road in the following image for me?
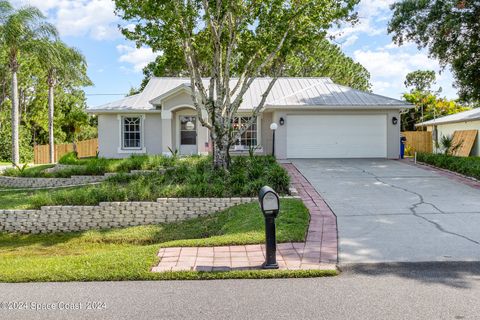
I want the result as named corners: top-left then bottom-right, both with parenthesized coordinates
top-left (1, 263), bottom-right (480, 320)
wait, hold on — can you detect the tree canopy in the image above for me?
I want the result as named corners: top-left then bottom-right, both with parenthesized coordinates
top-left (401, 70), bottom-right (470, 131)
top-left (115, 0), bottom-right (360, 168)
top-left (0, 1), bottom-right (95, 163)
top-left (388, 0), bottom-right (480, 104)
top-left (404, 70), bottom-right (436, 93)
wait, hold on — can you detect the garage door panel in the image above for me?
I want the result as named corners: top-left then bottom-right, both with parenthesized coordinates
top-left (286, 115), bottom-right (387, 158)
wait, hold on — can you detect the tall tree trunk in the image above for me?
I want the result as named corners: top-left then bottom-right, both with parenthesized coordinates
top-left (212, 135), bottom-right (230, 170)
top-left (48, 84), bottom-right (55, 163)
top-left (210, 114), bottom-right (230, 170)
top-left (11, 69), bottom-right (19, 166)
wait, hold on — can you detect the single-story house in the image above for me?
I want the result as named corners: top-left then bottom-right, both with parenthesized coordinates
top-left (416, 108), bottom-right (480, 156)
top-left (87, 77), bottom-right (411, 160)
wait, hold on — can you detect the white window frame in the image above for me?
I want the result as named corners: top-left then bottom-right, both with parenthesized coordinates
top-left (117, 114), bottom-right (146, 154)
top-left (231, 115), bottom-right (261, 150)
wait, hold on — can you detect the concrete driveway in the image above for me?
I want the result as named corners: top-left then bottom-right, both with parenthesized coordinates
top-left (292, 159), bottom-right (480, 265)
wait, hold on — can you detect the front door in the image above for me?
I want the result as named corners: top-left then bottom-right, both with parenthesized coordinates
top-left (179, 115), bottom-right (197, 155)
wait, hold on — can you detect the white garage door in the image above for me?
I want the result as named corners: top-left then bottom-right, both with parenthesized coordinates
top-left (286, 114), bottom-right (387, 158)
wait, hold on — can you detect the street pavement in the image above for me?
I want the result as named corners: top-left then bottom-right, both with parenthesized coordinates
top-left (1, 263), bottom-right (480, 320)
top-left (293, 159), bottom-right (480, 264)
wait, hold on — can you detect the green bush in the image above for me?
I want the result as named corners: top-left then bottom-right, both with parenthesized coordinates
top-left (29, 155), bottom-right (290, 208)
top-left (2, 164), bottom-right (55, 177)
top-left (416, 152), bottom-right (480, 180)
top-left (3, 154), bottom-right (177, 178)
top-left (58, 152), bottom-right (79, 165)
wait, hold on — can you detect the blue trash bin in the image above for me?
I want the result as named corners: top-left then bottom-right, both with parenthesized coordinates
top-left (400, 136), bottom-right (407, 159)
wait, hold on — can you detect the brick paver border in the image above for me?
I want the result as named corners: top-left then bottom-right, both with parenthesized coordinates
top-left (281, 163), bottom-right (338, 264)
top-left (152, 162), bottom-right (338, 273)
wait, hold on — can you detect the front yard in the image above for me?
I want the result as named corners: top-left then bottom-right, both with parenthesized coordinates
top-left (0, 155), bottom-right (336, 281)
top-left (0, 199), bottom-right (334, 282)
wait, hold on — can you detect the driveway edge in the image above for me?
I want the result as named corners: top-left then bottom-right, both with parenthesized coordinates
top-left (282, 163), bottom-right (338, 265)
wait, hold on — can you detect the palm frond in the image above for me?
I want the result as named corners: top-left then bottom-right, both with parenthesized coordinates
top-left (0, 1), bottom-right (13, 22)
top-left (1, 4), bottom-right (58, 50)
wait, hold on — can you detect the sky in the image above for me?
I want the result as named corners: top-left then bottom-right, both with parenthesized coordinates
top-left (12, 0), bottom-right (458, 109)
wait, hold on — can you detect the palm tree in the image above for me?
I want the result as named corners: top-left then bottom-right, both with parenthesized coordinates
top-left (0, 1), bottom-right (57, 165)
top-left (36, 40), bottom-right (92, 163)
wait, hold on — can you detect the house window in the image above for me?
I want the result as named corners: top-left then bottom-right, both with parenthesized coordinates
top-left (122, 116), bottom-right (142, 149)
top-left (232, 116), bottom-right (257, 148)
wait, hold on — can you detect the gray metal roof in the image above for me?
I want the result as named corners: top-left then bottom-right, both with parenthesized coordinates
top-left (89, 77), bottom-right (411, 112)
top-left (416, 108), bottom-right (480, 127)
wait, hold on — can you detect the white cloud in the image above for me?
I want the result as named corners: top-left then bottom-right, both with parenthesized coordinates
top-left (354, 49), bottom-right (435, 79)
top-left (356, 0), bottom-right (395, 17)
top-left (116, 44), bottom-right (160, 72)
top-left (352, 48), bottom-right (443, 97)
top-left (11, 0), bottom-right (58, 12)
top-left (55, 0), bottom-right (119, 40)
top-left (342, 35), bottom-right (359, 47)
top-left (13, 0), bottom-right (121, 40)
top-left (331, 0), bottom-right (395, 40)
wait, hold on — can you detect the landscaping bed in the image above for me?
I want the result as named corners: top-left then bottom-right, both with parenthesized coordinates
top-left (416, 153), bottom-right (480, 180)
top-left (1, 153), bottom-right (176, 178)
top-left (0, 155), bottom-right (289, 209)
top-left (0, 199), bottom-right (334, 282)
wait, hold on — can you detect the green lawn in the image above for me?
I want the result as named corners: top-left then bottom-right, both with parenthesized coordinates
top-left (0, 199), bottom-right (337, 282)
top-left (0, 187), bottom-right (80, 209)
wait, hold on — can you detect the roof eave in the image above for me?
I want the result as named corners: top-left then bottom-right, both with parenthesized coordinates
top-left (416, 117), bottom-right (480, 127)
top-left (263, 104), bottom-right (413, 110)
top-left (87, 109), bottom-right (162, 115)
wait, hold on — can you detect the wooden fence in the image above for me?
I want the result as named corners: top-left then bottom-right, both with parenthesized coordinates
top-left (34, 138), bottom-right (98, 164)
top-left (402, 131), bottom-right (433, 155)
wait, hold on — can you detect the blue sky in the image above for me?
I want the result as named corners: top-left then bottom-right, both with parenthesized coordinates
top-left (13, 0), bottom-right (458, 108)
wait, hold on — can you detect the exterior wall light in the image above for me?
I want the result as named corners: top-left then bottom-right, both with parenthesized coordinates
top-left (185, 121), bottom-right (195, 130)
top-left (279, 117), bottom-right (285, 126)
top-left (392, 117), bottom-right (398, 125)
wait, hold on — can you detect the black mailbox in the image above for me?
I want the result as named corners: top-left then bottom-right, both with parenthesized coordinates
top-left (258, 186), bottom-right (280, 269)
top-left (258, 186), bottom-right (280, 217)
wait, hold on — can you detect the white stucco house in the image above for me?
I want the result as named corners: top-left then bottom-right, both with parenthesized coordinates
top-left (87, 77), bottom-right (411, 160)
top-left (416, 108), bottom-right (480, 156)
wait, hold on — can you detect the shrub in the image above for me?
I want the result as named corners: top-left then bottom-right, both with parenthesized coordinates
top-left (29, 156), bottom-right (291, 208)
top-left (416, 152), bottom-right (480, 180)
top-left (58, 152), bottom-right (79, 165)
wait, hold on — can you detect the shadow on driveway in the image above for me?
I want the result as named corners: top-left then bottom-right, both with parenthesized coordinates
top-left (340, 261), bottom-right (480, 289)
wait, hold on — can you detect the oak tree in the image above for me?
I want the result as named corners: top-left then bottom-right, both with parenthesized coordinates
top-left (115, 0), bottom-right (359, 169)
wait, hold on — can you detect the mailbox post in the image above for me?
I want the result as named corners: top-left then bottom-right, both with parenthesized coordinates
top-left (258, 186), bottom-right (280, 269)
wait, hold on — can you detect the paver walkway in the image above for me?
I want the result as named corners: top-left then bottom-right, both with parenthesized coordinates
top-left (152, 163), bottom-right (338, 272)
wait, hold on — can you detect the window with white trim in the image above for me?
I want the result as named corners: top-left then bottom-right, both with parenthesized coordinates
top-left (232, 116), bottom-right (257, 148)
top-left (122, 116), bottom-right (142, 149)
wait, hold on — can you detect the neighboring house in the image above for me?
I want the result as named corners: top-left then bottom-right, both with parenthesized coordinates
top-left (416, 108), bottom-right (480, 156)
top-left (87, 77), bottom-right (411, 159)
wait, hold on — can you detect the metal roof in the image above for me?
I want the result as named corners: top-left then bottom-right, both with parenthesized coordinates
top-left (416, 108), bottom-right (480, 127)
top-left (88, 77), bottom-right (411, 112)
